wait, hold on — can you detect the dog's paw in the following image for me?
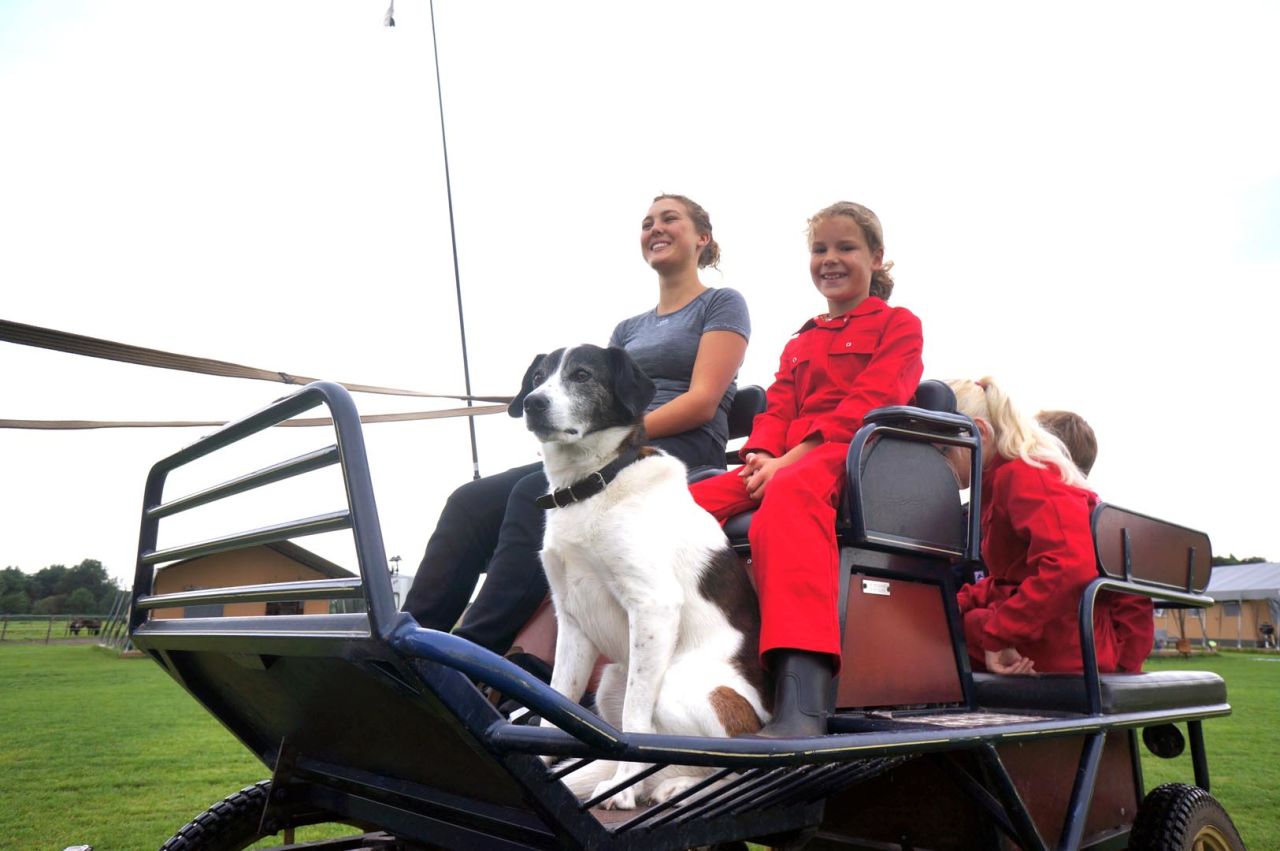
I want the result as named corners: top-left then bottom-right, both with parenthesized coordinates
top-left (649, 775), bottom-right (704, 806)
top-left (590, 780), bottom-right (636, 811)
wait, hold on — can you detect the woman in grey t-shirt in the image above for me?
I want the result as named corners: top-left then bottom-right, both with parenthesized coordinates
top-left (404, 194), bottom-right (750, 656)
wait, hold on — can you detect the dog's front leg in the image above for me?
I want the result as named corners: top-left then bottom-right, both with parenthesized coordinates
top-left (545, 610), bottom-right (597, 711)
top-left (592, 600), bottom-right (681, 810)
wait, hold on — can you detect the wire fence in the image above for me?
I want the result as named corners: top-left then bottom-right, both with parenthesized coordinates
top-left (0, 614), bottom-right (110, 643)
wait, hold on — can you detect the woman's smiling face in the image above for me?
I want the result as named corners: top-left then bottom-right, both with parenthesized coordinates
top-left (640, 197), bottom-right (706, 272)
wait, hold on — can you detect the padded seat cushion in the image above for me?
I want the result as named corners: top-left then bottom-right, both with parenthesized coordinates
top-left (972, 670), bottom-right (1227, 715)
top-left (723, 510), bottom-right (755, 549)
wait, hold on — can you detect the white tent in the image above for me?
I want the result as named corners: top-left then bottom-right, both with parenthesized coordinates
top-left (1205, 563), bottom-right (1280, 647)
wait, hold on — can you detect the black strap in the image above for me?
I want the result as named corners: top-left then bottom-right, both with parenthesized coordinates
top-left (536, 446), bottom-right (643, 510)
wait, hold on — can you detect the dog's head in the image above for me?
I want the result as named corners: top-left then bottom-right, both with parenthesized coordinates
top-left (508, 345), bottom-right (656, 444)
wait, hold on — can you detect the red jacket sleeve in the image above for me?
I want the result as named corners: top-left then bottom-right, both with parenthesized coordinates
top-left (957, 575), bottom-right (994, 614)
top-left (804, 308), bottom-right (924, 445)
top-left (741, 339), bottom-right (801, 459)
top-left (980, 464), bottom-right (1098, 653)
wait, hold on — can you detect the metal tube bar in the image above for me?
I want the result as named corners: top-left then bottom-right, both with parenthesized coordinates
top-left (141, 510), bottom-right (351, 565)
top-left (550, 758), bottom-right (594, 781)
top-left (978, 743), bottom-right (1049, 851)
top-left (147, 445), bottom-right (341, 519)
top-left (135, 577), bottom-right (364, 610)
top-left (932, 754), bottom-right (1020, 843)
top-left (577, 762), bottom-right (667, 811)
top-left (645, 769), bottom-right (770, 828)
top-left (1189, 720), bottom-right (1210, 791)
top-left (614, 767), bottom-right (739, 833)
top-left (1057, 733), bottom-right (1105, 851)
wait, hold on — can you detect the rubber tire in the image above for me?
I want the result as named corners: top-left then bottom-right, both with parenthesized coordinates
top-left (160, 779), bottom-right (371, 851)
top-left (1128, 783), bottom-right (1246, 851)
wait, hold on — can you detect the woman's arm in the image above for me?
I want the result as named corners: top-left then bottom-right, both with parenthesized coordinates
top-left (643, 330), bottom-right (747, 438)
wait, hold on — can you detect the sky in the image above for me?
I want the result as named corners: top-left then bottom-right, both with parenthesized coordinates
top-left (3, 0), bottom-right (1279, 592)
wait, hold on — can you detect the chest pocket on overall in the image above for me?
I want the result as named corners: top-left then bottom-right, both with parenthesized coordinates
top-left (825, 331), bottom-right (880, 384)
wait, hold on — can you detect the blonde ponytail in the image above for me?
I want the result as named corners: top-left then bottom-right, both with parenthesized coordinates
top-left (947, 377), bottom-right (1087, 488)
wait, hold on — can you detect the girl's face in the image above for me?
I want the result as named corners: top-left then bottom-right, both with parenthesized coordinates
top-left (809, 215), bottom-right (883, 316)
top-left (641, 198), bottom-right (707, 273)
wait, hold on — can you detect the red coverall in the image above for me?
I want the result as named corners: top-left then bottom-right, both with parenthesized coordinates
top-left (959, 455), bottom-right (1154, 674)
top-left (690, 297), bottom-right (924, 666)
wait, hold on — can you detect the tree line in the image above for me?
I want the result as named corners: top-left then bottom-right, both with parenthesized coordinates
top-left (1, 559), bottom-right (122, 615)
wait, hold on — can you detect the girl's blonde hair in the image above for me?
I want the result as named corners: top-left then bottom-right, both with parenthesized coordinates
top-left (806, 201), bottom-right (896, 301)
top-left (946, 377), bottom-right (1087, 488)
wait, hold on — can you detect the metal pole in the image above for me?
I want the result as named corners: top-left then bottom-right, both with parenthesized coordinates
top-left (429, 0), bottom-right (481, 480)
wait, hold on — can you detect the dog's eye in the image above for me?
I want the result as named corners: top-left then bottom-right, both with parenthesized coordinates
top-left (531, 371), bottom-right (546, 386)
top-left (570, 369), bottom-right (592, 383)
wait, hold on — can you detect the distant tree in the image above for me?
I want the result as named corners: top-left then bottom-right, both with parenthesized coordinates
top-left (65, 588), bottom-right (97, 613)
top-left (32, 595), bottom-right (65, 615)
top-left (60, 559), bottom-right (111, 596)
top-left (0, 591), bottom-right (31, 614)
top-left (2, 566), bottom-right (30, 598)
top-left (30, 565), bottom-right (68, 601)
top-left (1212, 554), bottom-right (1269, 566)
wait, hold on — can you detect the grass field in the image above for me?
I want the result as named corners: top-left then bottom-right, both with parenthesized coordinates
top-left (2, 644), bottom-right (1276, 850)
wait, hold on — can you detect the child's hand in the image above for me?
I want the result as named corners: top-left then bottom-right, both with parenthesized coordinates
top-left (740, 452), bottom-right (783, 500)
top-left (985, 647), bottom-right (1036, 675)
top-left (739, 451), bottom-right (773, 478)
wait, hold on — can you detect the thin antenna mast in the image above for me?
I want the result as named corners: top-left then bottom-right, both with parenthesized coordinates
top-left (429, 0), bottom-right (481, 480)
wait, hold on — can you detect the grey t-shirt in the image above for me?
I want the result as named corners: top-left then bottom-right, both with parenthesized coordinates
top-left (608, 287), bottom-right (751, 447)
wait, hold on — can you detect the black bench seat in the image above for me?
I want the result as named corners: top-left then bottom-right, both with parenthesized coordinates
top-left (972, 670), bottom-right (1227, 715)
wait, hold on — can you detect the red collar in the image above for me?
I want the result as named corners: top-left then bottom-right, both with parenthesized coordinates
top-left (798, 296), bottom-right (886, 333)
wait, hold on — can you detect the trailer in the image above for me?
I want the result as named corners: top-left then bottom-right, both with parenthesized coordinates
top-left (130, 380), bottom-right (1242, 850)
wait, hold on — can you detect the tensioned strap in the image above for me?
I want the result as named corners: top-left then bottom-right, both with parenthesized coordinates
top-left (0, 318), bottom-right (511, 403)
top-left (0, 403), bottom-right (509, 430)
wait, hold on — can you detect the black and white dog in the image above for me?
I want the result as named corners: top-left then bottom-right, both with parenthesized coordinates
top-left (509, 344), bottom-right (769, 810)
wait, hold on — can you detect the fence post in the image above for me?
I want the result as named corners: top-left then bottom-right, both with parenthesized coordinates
top-left (45, 617), bottom-right (54, 644)
top-left (1, 617), bottom-right (7, 641)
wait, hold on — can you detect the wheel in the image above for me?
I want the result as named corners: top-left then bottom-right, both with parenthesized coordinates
top-left (159, 779), bottom-right (379, 850)
top-left (1128, 783), bottom-right (1245, 851)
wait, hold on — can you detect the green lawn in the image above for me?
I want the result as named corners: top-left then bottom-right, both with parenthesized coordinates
top-left (0, 644), bottom-right (264, 850)
top-left (1138, 653), bottom-right (1280, 849)
top-left (2, 644), bottom-right (1276, 850)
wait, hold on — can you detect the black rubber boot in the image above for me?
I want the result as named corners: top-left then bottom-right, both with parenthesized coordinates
top-left (757, 650), bottom-right (834, 738)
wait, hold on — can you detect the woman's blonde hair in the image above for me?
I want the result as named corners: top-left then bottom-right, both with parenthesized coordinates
top-left (806, 201), bottom-right (896, 301)
top-left (946, 377), bottom-right (1087, 488)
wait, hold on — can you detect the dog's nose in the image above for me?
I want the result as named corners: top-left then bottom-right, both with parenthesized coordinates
top-left (523, 394), bottom-right (549, 414)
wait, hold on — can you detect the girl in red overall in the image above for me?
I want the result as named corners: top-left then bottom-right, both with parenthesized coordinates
top-left (690, 202), bottom-right (923, 736)
top-left (943, 378), bottom-right (1153, 675)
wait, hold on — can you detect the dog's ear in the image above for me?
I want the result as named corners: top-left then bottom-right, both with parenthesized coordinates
top-left (607, 346), bottom-right (656, 421)
top-left (508, 354), bottom-right (546, 418)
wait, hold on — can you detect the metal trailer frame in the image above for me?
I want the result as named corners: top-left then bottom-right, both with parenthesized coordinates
top-left (130, 381), bottom-right (1231, 851)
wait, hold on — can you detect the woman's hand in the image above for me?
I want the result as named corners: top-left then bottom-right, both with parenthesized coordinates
top-left (985, 647), bottom-right (1036, 675)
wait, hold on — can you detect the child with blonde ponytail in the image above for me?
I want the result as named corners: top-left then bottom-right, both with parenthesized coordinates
top-left (943, 378), bottom-right (1152, 675)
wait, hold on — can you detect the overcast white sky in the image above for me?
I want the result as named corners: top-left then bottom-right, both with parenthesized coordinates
top-left (3, 0), bottom-right (1279, 591)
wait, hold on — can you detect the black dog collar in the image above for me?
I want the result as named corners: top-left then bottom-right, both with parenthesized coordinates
top-left (536, 446), bottom-right (643, 510)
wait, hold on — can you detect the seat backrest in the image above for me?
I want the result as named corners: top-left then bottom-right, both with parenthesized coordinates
top-left (843, 381), bottom-right (977, 559)
top-left (1092, 503), bottom-right (1213, 594)
top-left (909, 379), bottom-right (956, 414)
top-left (723, 384), bottom-right (767, 465)
top-left (728, 384), bottom-right (766, 439)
